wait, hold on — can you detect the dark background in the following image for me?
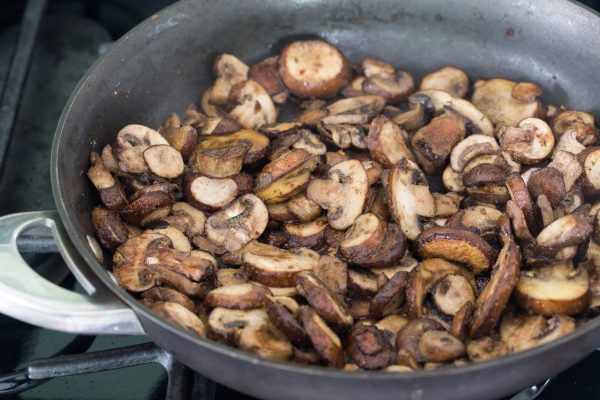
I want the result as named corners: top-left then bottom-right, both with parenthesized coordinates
top-left (1, 1), bottom-right (600, 399)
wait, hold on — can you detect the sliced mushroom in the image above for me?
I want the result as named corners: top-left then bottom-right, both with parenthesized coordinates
top-left (577, 147), bottom-right (600, 197)
top-left (299, 306), bottom-right (345, 367)
top-left (149, 301), bottom-right (206, 337)
top-left (535, 214), bottom-right (592, 258)
top-left (362, 58), bottom-right (395, 79)
top-left (91, 206), bottom-right (129, 252)
top-left (500, 313), bottom-right (575, 353)
top-left (314, 255), bottom-right (348, 297)
top-left (548, 150), bottom-right (582, 192)
top-left (347, 324), bottom-right (395, 369)
top-left (411, 114), bottom-right (466, 173)
top-left (449, 301), bottom-right (472, 340)
top-left (205, 282), bottom-right (270, 310)
top-left (171, 202), bottom-right (205, 237)
top-left (236, 318), bottom-right (293, 362)
top-left (367, 116), bottom-right (415, 168)
top-left (87, 152), bottom-right (127, 211)
top-left (524, 168), bottom-right (566, 209)
top-left (185, 174), bottom-right (238, 210)
top-left (142, 287), bottom-right (196, 312)
top-left (469, 217), bottom-right (520, 338)
top-left (442, 165), bottom-right (466, 193)
top-left (386, 158), bottom-right (435, 240)
top-left (306, 159), bottom-right (368, 230)
top-left (504, 171), bottom-right (537, 234)
top-left (415, 227), bottom-right (497, 274)
top-left (506, 200), bottom-right (533, 242)
top-left (432, 274), bottom-right (476, 316)
top-left (396, 317), bottom-right (445, 363)
top-left (450, 134), bottom-right (501, 173)
top-left (552, 110), bottom-right (599, 146)
top-left (296, 272), bottom-right (353, 330)
top-left (466, 337), bottom-right (509, 362)
top-left (216, 267), bottom-right (248, 286)
top-left (228, 80), bottom-right (277, 129)
top-left (195, 141), bottom-right (251, 178)
top-left (432, 193), bottom-right (462, 218)
top-left (418, 330), bottom-right (465, 363)
top-left (326, 95), bottom-right (386, 119)
top-left (537, 195), bottom-right (555, 228)
top-left (286, 194), bottom-right (322, 222)
top-left (205, 194), bottom-right (269, 251)
top-left (113, 124), bottom-right (169, 174)
top-left (497, 118), bottom-right (554, 164)
top-left (471, 78), bottom-right (544, 127)
top-left (220, 240), bottom-right (275, 266)
top-left (374, 314), bottom-right (409, 347)
top-left (419, 66), bottom-right (469, 98)
top-left (120, 190), bottom-right (174, 226)
top-left (553, 131), bottom-right (585, 157)
top-left (284, 217), bottom-right (328, 249)
top-left (370, 271), bottom-right (408, 318)
top-left (462, 164), bottom-right (509, 205)
top-left (266, 202), bottom-right (295, 223)
top-left (364, 185), bottom-right (391, 222)
top-left (362, 70), bottom-right (415, 104)
top-left (405, 258), bottom-right (476, 317)
top-left (209, 54), bottom-right (249, 105)
top-left (514, 263), bottom-right (590, 315)
top-left (446, 205), bottom-right (502, 245)
top-left (348, 269), bottom-right (383, 297)
top-left (339, 213), bottom-right (386, 261)
top-left (278, 40), bottom-right (351, 99)
top-left (101, 144), bottom-right (121, 173)
top-left (145, 226), bottom-right (191, 252)
top-left (264, 295), bottom-right (307, 346)
top-left (158, 117), bottom-right (198, 161)
top-left (242, 244), bottom-right (319, 287)
top-left (292, 130), bottom-right (327, 156)
top-left (352, 224), bottom-right (407, 269)
top-left (207, 307), bottom-right (267, 343)
top-left (248, 56), bottom-right (287, 103)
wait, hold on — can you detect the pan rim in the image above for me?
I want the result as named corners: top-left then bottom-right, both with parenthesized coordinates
top-left (50, 0), bottom-right (600, 382)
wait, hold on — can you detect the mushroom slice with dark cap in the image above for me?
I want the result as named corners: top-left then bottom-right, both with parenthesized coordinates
top-left (469, 215), bottom-right (521, 338)
top-left (505, 172), bottom-right (538, 233)
top-left (242, 245), bottom-right (319, 287)
top-left (185, 174), bottom-right (238, 211)
top-left (299, 306), bottom-right (345, 368)
top-left (87, 152), bottom-right (127, 211)
top-left (535, 213), bottom-right (592, 258)
top-left (195, 141), bottom-right (251, 178)
top-left (446, 205), bottom-right (502, 245)
top-left (514, 263), bottom-right (590, 315)
top-left (500, 312), bottom-right (575, 353)
top-left (577, 147), bottom-right (600, 197)
top-left (386, 158), bottom-right (435, 241)
top-left (418, 330), bottom-right (465, 363)
top-left (283, 217), bottom-right (328, 249)
top-left (307, 159), bottom-right (369, 230)
top-left (395, 317), bottom-right (445, 363)
top-left (353, 224), bottom-right (407, 269)
top-left (278, 40), bottom-right (351, 99)
top-left (411, 114), bottom-right (466, 173)
top-left (552, 110), bottom-right (599, 146)
top-left (370, 271), bottom-right (408, 318)
top-left (205, 283), bottom-right (271, 310)
top-left (405, 258), bottom-right (476, 317)
top-left (249, 56), bottom-right (288, 104)
top-left (142, 287), bottom-right (196, 312)
top-left (362, 70), bottom-right (415, 104)
top-left (314, 255), bottom-right (348, 297)
top-left (432, 274), bottom-right (476, 316)
top-left (264, 295), bottom-right (308, 346)
top-left (414, 227), bottom-right (497, 274)
top-left (527, 168), bottom-right (566, 208)
top-left (339, 213), bottom-right (386, 261)
top-left (449, 134), bottom-right (501, 173)
top-left (287, 194), bottom-right (322, 222)
top-left (295, 272), bottom-right (353, 330)
top-left (367, 116), bottom-right (415, 168)
top-left (347, 324), bottom-right (396, 369)
top-left (548, 151), bottom-right (582, 192)
top-left (466, 337), bottom-right (509, 362)
top-left (91, 206), bottom-right (129, 252)
top-left (497, 118), bottom-right (555, 165)
top-left (205, 194), bottom-right (269, 252)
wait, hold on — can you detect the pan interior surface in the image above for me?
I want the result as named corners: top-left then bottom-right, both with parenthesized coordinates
top-left (51, 1), bottom-right (600, 399)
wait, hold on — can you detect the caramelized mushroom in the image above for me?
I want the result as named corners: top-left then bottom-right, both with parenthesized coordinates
top-left (347, 324), bottom-right (395, 369)
top-left (299, 306), bottom-right (345, 367)
top-left (419, 66), bottom-right (469, 98)
top-left (500, 313), bottom-right (575, 353)
top-left (367, 116), bottom-right (415, 168)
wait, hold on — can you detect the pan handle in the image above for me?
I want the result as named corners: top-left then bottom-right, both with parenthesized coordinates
top-left (0, 211), bottom-right (145, 335)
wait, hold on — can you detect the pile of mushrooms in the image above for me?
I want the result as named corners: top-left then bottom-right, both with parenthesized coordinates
top-left (88, 39), bottom-right (600, 371)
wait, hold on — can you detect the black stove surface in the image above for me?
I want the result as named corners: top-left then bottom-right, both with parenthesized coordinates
top-left (1, 1), bottom-right (600, 399)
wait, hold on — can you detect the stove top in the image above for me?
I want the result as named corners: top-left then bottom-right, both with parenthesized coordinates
top-left (1, 1), bottom-right (600, 399)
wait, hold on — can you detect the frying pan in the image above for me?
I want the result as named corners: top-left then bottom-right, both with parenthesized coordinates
top-left (1, 0), bottom-right (600, 399)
